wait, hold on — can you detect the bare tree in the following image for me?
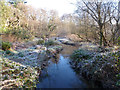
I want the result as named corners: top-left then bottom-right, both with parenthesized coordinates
top-left (76, 0), bottom-right (114, 46)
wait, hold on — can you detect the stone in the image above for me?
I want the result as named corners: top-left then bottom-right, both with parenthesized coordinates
top-left (33, 50), bottom-right (40, 53)
top-left (42, 63), bottom-right (46, 66)
top-left (59, 38), bottom-right (69, 42)
top-left (36, 45), bottom-right (41, 49)
top-left (41, 47), bottom-right (47, 51)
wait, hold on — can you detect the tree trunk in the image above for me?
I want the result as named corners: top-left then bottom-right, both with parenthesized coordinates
top-left (103, 34), bottom-right (108, 46)
top-left (112, 33), bottom-right (115, 45)
top-left (118, 24), bottom-right (120, 45)
top-left (99, 26), bottom-right (103, 46)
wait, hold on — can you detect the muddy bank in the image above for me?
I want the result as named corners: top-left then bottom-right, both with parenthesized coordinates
top-left (70, 42), bottom-right (120, 88)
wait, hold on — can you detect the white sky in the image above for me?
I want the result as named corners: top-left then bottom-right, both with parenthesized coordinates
top-left (26, 0), bottom-right (119, 17)
top-left (26, 0), bottom-right (76, 17)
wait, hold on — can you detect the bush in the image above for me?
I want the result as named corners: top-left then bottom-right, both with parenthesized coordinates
top-left (18, 52), bottom-right (24, 57)
top-left (37, 39), bottom-right (45, 45)
top-left (113, 51), bottom-right (120, 86)
top-left (45, 40), bottom-right (58, 46)
top-left (70, 49), bottom-right (93, 61)
top-left (5, 50), bottom-right (14, 55)
top-left (8, 29), bottom-right (32, 40)
top-left (2, 41), bottom-right (12, 51)
top-left (118, 37), bottom-right (120, 45)
top-left (5, 50), bottom-right (11, 54)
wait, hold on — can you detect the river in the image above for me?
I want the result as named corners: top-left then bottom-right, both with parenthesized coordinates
top-left (36, 45), bottom-right (89, 88)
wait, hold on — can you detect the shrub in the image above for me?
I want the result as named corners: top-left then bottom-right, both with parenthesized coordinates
top-left (8, 29), bottom-right (32, 40)
top-left (37, 39), bottom-right (45, 45)
top-left (118, 37), bottom-right (120, 45)
top-left (2, 41), bottom-right (12, 51)
top-left (18, 52), bottom-right (24, 57)
top-left (5, 50), bottom-right (14, 55)
top-left (70, 49), bottom-right (93, 61)
top-left (45, 40), bottom-right (58, 46)
top-left (5, 50), bottom-right (11, 54)
top-left (112, 36), bottom-right (120, 86)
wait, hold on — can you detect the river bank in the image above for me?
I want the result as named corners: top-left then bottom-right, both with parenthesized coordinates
top-left (70, 42), bottom-right (120, 88)
top-left (1, 37), bottom-right (120, 88)
top-left (0, 38), bottom-right (63, 89)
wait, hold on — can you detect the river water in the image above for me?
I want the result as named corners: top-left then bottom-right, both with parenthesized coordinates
top-left (36, 45), bottom-right (89, 88)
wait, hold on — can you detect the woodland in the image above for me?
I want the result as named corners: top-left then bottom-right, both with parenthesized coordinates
top-left (0, 0), bottom-right (120, 89)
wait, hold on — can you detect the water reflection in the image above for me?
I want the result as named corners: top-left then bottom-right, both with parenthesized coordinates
top-left (51, 54), bottom-right (60, 64)
top-left (61, 45), bottom-right (79, 55)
